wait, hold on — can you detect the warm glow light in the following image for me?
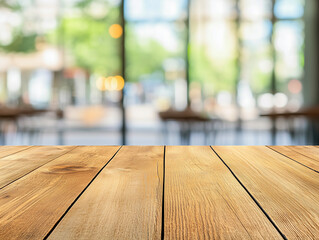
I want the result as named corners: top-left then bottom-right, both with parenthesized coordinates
top-left (110, 76), bottom-right (118, 90)
top-left (96, 75), bottom-right (125, 91)
top-left (96, 77), bottom-right (107, 91)
top-left (114, 75), bottom-right (125, 90)
top-left (109, 24), bottom-right (123, 39)
top-left (104, 77), bottom-right (113, 90)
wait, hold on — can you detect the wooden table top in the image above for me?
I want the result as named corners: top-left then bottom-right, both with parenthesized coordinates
top-left (0, 107), bottom-right (63, 120)
top-left (0, 146), bottom-right (318, 239)
top-left (260, 105), bottom-right (319, 118)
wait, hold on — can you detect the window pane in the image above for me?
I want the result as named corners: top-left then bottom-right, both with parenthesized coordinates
top-left (198, 0), bottom-right (237, 20)
top-left (240, 20), bottom-right (272, 42)
top-left (274, 0), bottom-right (304, 19)
top-left (125, 0), bottom-right (187, 21)
top-left (239, 18), bottom-right (273, 93)
top-left (241, 44), bottom-right (272, 94)
top-left (190, 20), bottom-right (237, 94)
top-left (274, 21), bottom-right (304, 92)
top-left (126, 23), bottom-right (185, 80)
top-left (126, 23), bottom-right (186, 109)
top-left (241, 0), bottom-right (272, 20)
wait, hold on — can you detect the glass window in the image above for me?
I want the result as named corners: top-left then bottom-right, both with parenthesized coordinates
top-left (274, 0), bottom-right (305, 19)
top-left (125, 0), bottom-right (187, 21)
top-left (274, 20), bottom-right (304, 92)
top-left (190, 20), bottom-right (237, 94)
top-left (241, 0), bottom-right (272, 20)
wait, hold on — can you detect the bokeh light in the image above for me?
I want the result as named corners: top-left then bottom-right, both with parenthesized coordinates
top-left (96, 77), bottom-right (107, 91)
top-left (114, 75), bottom-right (125, 90)
top-left (96, 76), bottom-right (125, 91)
top-left (258, 93), bottom-right (274, 109)
top-left (109, 24), bottom-right (123, 38)
top-left (274, 92), bottom-right (288, 108)
top-left (288, 79), bottom-right (302, 94)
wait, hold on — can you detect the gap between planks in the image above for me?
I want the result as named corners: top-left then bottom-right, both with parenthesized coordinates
top-left (0, 146), bottom-right (78, 190)
top-left (44, 146), bottom-right (122, 239)
top-left (164, 146), bottom-right (283, 239)
top-left (0, 145), bottom-right (33, 159)
top-left (47, 146), bottom-right (164, 239)
top-left (210, 146), bottom-right (287, 239)
top-left (0, 146), bottom-right (121, 239)
top-left (161, 145), bottom-right (166, 240)
top-left (267, 146), bottom-right (319, 173)
top-left (11, 145), bottom-right (304, 239)
top-left (213, 146), bottom-right (319, 239)
top-left (50, 145), bottom-right (283, 239)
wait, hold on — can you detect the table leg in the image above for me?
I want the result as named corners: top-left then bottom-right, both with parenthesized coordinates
top-left (271, 118), bottom-right (277, 145)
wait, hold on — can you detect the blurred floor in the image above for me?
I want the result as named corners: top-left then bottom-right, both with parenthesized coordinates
top-left (0, 104), bottom-right (312, 146)
top-left (4, 126), bottom-right (296, 146)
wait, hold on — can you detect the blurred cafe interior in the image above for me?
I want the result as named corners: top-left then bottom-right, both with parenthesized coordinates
top-left (0, 0), bottom-right (318, 146)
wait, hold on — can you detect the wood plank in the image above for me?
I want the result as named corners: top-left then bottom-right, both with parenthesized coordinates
top-left (0, 146), bottom-right (32, 159)
top-left (0, 146), bottom-right (76, 189)
top-left (164, 146), bottom-right (281, 239)
top-left (213, 146), bottom-right (319, 239)
top-left (269, 146), bottom-right (319, 172)
top-left (0, 146), bottom-right (120, 240)
top-left (48, 146), bottom-right (163, 240)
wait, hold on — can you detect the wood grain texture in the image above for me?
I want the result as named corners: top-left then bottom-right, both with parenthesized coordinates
top-left (213, 146), bottom-right (319, 239)
top-left (0, 146), bottom-right (120, 240)
top-left (0, 146), bottom-right (76, 189)
top-left (164, 146), bottom-right (281, 239)
top-left (48, 146), bottom-right (163, 240)
top-left (269, 145), bottom-right (319, 172)
top-left (0, 146), bottom-right (31, 159)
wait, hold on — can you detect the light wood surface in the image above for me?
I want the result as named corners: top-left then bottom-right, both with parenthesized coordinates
top-left (49, 146), bottom-right (163, 240)
top-left (0, 146), bottom-right (31, 158)
top-left (0, 146), bottom-right (120, 239)
top-left (0, 145), bottom-right (318, 239)
top-left (213, 146), bottom-right (319, 239)
top-left (164, 146), bottom-right (281, 239)
top-left (269, 145), bottom-right (319, 172)
top-left (0, 146), bottom-right (75, 189)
